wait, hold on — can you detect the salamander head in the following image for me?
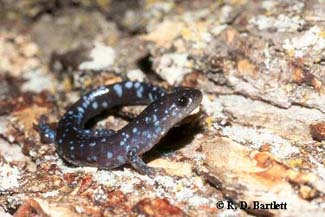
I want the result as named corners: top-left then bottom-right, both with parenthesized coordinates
top-left (170, 87), bottom-right (203, 118)
top-left (143, 87), bottom-right (202, 133)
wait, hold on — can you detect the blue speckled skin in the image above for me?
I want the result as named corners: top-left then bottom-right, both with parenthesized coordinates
top-left (40, 81), bottom-right (202, 174)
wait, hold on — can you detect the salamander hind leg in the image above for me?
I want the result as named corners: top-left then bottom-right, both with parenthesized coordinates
top-left (127, 147), bottom-right (165, 177)
top-left (38, 115), bottom-right (56, 144)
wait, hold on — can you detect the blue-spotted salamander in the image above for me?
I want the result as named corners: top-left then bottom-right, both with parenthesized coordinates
top-left (39, 81), bottom-right (202, 175)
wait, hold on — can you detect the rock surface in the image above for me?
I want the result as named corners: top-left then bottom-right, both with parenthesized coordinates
top-left (0, 0), bottom-right (324, 216)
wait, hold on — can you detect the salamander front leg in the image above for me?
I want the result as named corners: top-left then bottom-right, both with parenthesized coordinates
top-left (127, 147), bottom-right (165, 177)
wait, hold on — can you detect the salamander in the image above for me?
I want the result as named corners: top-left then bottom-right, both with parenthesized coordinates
top-left (39, 81), bottom-right (202, 175)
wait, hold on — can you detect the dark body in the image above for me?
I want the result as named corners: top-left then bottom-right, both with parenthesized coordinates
top-left (40, 81), bottom-right (202, 175)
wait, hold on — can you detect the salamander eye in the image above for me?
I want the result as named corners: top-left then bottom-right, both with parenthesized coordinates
top-left (177, 96), bottom-right (189, 107)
